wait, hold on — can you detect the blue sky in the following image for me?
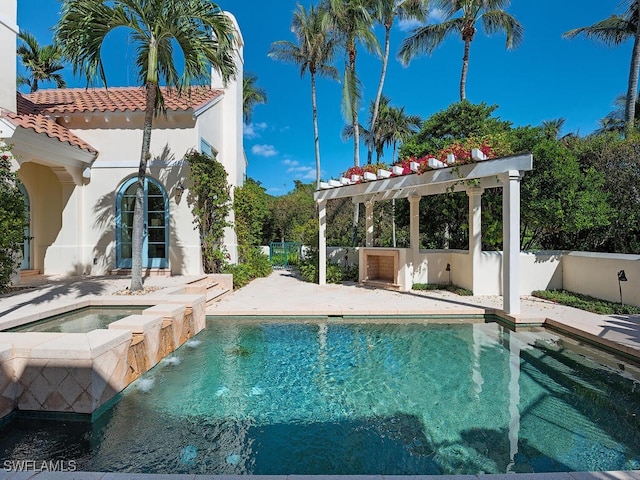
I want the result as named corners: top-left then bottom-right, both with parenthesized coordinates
top-left (17, 1), bottom-right (634, 195)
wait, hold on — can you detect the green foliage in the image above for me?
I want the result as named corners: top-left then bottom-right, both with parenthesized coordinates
top-left (0, 146), bottom-right (27, 293)
top-left (224, 247), bottom-right (272, 289)
top-left (532, 289), bottom-right (640, 315)
top-left (271, 181), bottom-right (316, 242)
top-left (568, 134), bottom-right (640, 252)
top-left (186, 150), bottom-right (231, 273)
top-left (234, 178), bottom-right (270, 259)
top-left (520, 138), bottom-right (611, 250)
top-left (298, 255), bottom-right (358, 284)
top-left (412, 283), bottom-right (473, 296)
top-left (400, 101), bottom-right (511, 158)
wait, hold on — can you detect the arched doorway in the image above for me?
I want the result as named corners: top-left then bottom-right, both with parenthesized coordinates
top-left (19, 184), bottom-right (31, 270)
top-left (116, 177), bottom-right (169, 269)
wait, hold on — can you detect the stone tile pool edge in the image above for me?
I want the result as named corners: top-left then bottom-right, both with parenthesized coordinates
top-left (0, 283), bottom-right (211, 423)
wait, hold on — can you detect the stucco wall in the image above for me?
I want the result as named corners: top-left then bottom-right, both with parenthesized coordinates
top-left (45, 105), bottom-right (243, 275)
top-left (563, 252), bottom-right (639, 306)
top-left (0, 0), bottom-right (17, 113)
top-left (327, 247), bottom-right (640, 306)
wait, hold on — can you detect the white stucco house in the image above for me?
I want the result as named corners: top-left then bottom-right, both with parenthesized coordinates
top-left (0, 1), bottom-right (246, 279)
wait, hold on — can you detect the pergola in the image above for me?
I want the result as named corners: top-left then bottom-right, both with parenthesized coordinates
top-left (313, 153), bottom-right (533, 315)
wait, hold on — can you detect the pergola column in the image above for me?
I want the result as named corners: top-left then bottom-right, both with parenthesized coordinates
top-left (467, 186), bottom-right (483, 294)
top-left (503, 170), bottom-right (522, 314)
top-left (365, 199), bottom-right (375, 248)
top-left (318, 199), bottom-right (327, 285)
top-left (409, 194), bottom-right (420, 253)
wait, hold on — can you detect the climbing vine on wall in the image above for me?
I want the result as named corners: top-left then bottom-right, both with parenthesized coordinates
top-left (186, 150), bottom-right (231, 273)
top-left (0, 144), bottom-right (27, 292)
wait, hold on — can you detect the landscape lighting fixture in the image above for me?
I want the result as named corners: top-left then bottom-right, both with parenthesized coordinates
top-left (446, 263), bottom-right (451, 285)
top-left (618, 269), bottom-right (627, 305)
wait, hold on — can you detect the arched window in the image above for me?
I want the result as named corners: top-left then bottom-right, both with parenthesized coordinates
top-left (115, 176), bottom-right (169, 269)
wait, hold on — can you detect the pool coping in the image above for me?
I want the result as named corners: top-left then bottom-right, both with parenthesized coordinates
top-left (0, 469), bottom-right (639, 479)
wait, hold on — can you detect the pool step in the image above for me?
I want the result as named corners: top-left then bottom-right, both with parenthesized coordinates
top-left (185, 275), bottom-right (231, 305)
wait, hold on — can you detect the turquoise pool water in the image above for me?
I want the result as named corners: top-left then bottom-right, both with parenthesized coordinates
top-left (1, 320), bottom-right (639, 474)
top-left (7, 307), bottom-right (145, 333)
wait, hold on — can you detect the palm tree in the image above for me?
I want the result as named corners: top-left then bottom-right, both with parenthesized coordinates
top-left (269, 4), bottom-right (338, 189)
top-left (399, 0), bottom-right (523, 101)
top-left (325, 0), bottom-right (380, 169)
top-left (541, 118), bottom-right (566, 140)
top-left (17, 31), bottom-right (67, 93)
top-left (325, 0), bottom-right (380, 245)
top-left (243, 73), bottom-right (267, 124)
top-left (367, 0), bottom-right (429, 163)
top-left (342, 95), bottom-right (421, 162)
top-left (595, 93), bottom-right (640, 134)
top-left (564, 1), bottom-right (640, 136)
top-left (56, 0), bottom-right (237, 291)
top-left (381, 104), bottom-right (422, 161)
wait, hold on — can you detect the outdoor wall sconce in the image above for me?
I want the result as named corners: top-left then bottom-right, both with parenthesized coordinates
top-left (175, 181), bottom-right (185, 203)
top-left (618, 269), bottom-right (628, 305)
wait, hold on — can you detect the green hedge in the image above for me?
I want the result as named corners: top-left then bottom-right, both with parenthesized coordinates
top-left (532, 289), bottom-right (640, 315)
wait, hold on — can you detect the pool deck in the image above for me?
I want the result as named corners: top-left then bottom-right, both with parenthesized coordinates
top-left (1, 271), bottom-right (640, 480)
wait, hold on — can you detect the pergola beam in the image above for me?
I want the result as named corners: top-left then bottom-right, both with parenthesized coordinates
top-left (314, 154), bottom-right (533, 203)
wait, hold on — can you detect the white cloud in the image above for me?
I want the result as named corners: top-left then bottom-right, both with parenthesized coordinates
top-left (281, 158), bottom-right (317, 180)
top-left (429, 7), bottom-right (446, 23)
top-left (398, 7), bottom-right (446, 32)
top-left (251, 144), bottom-right (278, 157)
top-left (243, 122), bottom-right (267, 139)
top-left (301, 169), bottom-right (317, 180)
top-left (398, 18), bottom-right (422, 32)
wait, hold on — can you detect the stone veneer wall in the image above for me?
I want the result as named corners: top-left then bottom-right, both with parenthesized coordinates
top-left (0, 294), bottom-right (205, 421)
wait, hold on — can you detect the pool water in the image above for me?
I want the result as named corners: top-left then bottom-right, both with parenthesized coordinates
top-left (1, 320), bottom-right (639, 475)
top-left (7, 307), bottom-right (145, 333)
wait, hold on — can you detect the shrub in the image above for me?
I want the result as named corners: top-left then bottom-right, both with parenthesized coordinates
top-left (224, 247), bottom-right (272, 289)
top-left (0, 146), bottom-right (27, 293)
top-left (412, 283), bottom-right (473, 296)
top-left (298, 259), bottom-right (358, 284)
top-left (532, 289), bottom-right (640, 315)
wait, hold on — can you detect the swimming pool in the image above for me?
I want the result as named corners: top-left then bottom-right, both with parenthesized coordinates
top-left (1, 319), bottom-right (639, 475)
top-left (6, 307), bottom-right (145, 333)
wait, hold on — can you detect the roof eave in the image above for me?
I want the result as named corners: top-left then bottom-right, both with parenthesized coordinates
top-left (193, 92), bottom-right (224, 118)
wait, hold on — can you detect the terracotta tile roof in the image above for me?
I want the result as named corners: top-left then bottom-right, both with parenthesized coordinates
top-left (2, 86), bottom-right (222, 155)
top-left (23, 86), bottom-right (223, 115)
top-left (3, 99), bottom-right (98, 154)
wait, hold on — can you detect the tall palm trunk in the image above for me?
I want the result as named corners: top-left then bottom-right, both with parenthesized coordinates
top-left (131, 82), bottom-right (156, 291)
top-left (311, 71), bottom-right (321, 189)
top-left (349, 42), bottom-right (361, 246)
top-left (460, 38), bottom-right (471, 101)
top-left (626, 4), bottom-right (640, 136)
top-left (369, 24), bottom-right (391, 164)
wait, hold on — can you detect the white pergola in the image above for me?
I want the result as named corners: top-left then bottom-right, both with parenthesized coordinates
top-left (313, 153), bottom-right (534, 315)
